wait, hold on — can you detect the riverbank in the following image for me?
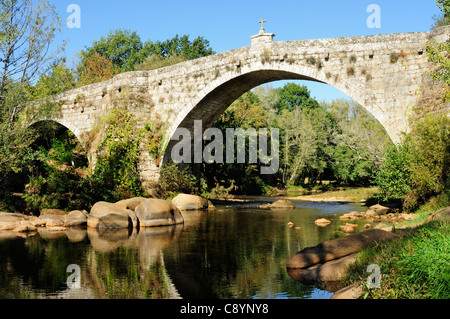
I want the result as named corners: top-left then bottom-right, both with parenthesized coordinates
top-left (220, 187), bottom-right (380, 205)
top-left (331, 202), bottom-right (450, 299)
top-left (336, 215), bottom-right (449, 299)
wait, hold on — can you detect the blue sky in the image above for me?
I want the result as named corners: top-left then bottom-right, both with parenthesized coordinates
top-left (53, 0), bottom-right (442, 102)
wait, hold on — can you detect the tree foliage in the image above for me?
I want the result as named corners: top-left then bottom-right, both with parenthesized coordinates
top-left (78, 52), bottom-right (119, 87)
top-left (79, 29), bottom-right (144, 73)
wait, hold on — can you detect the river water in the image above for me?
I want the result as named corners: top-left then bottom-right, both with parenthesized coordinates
top-left (0, 199), bottom-right (368, 299)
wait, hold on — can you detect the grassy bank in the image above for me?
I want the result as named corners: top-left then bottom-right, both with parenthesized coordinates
top-left (339, 218), bottom-right (449, 299)
top-left (283, 186), bottom-right (380, 203)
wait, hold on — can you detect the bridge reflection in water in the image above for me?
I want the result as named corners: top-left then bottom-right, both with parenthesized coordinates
top-left (0, 201), bottom-right (367, 299)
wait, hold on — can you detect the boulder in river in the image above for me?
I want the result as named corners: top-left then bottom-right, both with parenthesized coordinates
top-left (270, 200), bottom-right (296, 209)
top-left (135, 198), bottom-right (184, 227)
top-left (314, 218), bottom-right (331, 227)
top-left (0, 212), bottom-right (27, 230)
top-left (172, 194), bottom-right (208, 211)
top-left (286, 229), bottom-right (399, 269)
top-left (331, 283), bottom-right (365, 299)
top-left (88, 202), bottom-right (132, 230)
top-left (64, 210), bottom-right (88, 227)
top-left (288, 254), bottom-right (357, 284)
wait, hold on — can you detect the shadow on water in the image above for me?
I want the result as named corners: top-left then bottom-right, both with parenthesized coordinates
top-left (0, 200), bottom-right (366, 299)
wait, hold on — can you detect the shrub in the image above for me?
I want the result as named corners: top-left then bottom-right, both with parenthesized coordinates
top-left (154, 162), bottom-right (198, 199)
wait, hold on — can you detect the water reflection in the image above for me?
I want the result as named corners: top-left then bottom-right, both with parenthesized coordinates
top-left (0, 201), bottom-right (366, 299)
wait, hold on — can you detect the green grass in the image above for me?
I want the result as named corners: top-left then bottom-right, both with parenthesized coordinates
top-left (342, 220), bottom-right (450, 299)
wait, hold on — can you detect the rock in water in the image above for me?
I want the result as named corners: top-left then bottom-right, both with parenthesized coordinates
top-left (135, 198), bottom-right (184, 227)
top-left (64, 210), bottom-right (88, 227)
top-left (172, 194), bottom-right (208, 211)
top-left (270, 200), bottom-right (296, 209)
top-left (315, 218), bottom-right (331, 227)
top-left (88, 202), bottom-right (132, 230)
top-left (331, 283), bottom-right (365, 299)
top-left (286, 229), bottom-right (399, 269)
top-left (289, 254), bottom-right (357, 284)
top-left (0, 212), bottom-right (26, 230)
top-left (115, 197), bottom-right (148, 211)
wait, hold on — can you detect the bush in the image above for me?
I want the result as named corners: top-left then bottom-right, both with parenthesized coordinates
top-left (154, 162), bottom-right (199, 199)
top-left (376, 114), bottom-right (450, 211)
top-left (376, 142), bottom-right (412, 202)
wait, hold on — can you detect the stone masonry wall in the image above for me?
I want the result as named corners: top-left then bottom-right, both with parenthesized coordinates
top-left (33, 25), bottom-right (450, 187)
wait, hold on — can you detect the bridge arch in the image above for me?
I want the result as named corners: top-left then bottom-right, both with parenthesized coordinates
top-left (29, 118), bottom-right (86, 149)
top-left (163, 61), bottom-right (387, 162)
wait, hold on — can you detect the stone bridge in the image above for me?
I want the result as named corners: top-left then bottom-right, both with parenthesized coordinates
top-left (31, 25), bottom-right (450, 188)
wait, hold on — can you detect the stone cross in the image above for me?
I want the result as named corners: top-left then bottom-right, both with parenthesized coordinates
top-left (259, 18), bottom-right (266, 31)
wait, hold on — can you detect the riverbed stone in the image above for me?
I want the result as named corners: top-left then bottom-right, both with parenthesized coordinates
top-left (64, 210), bottom-right (88, 227)
top-left (369, 204), bottom-right (391, 215)
top-left (40, 209), bottom-right (68, 217)
top-left (365, 209), bottom-right (380, 220)
top-left (115, 197), bottom-right (148, 211)
top-left (36, 214), bottom-right (65, 227)
top-left (135, 198), bottom-right (184, 227)
top-left (291, 254), bottom-right (357, 284)
top-left (270, 200), bottom-right (296, 209)
top-left (339, 225), bottom-right (355, 234)
top-left (0, 212), bottom-right (26, 230)
top-left (172, 194), bottom-right (208, 211)
top-left (315, 218), bottom-right (331, 227)
top-left (286, 229), bottom-right (399, 269)
top-left (13, 220), bottom-right (37, 233)
top-left (424, 206), bottom-right (450, 224)
top-left (88, 202), bottom-right (132, 230)
top-left (331, 283), bottom-right (365, 299)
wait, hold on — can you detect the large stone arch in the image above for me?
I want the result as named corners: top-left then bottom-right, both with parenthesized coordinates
top-left (162, 62), bottom-right (385, 163)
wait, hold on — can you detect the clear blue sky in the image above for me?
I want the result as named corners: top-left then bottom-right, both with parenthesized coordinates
top-left (53, 0), bottom-right (442, 102)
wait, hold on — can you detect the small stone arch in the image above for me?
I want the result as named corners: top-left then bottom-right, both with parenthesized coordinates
top-left (28, 118), bottom-right (86, 149)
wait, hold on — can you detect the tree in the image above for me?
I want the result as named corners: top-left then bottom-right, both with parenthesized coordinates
top-left (278, 106), bottom-right (332, 185)
top-left (0, 0), bottom-right (63, 199)
top-left (78, 52), bottom-right (119, 87)
top-left (433, 0), bottom-right (450, 28)
top-left (143, 34), bottom-right (215, 60)
top-left (426, 40), bottom-right (450, 102)
top-left (33, 63), bottom-right (76, 99)
top-left (137, 34), bottom-right (215, 71)
top-left (79, 29), bottom-right (144, 73)
top-left (0, 0), bottom-right (63, 91)
top-left (324, 99), bottom-right (392, 185)
top-left (275, 83), bottom-right (320, 113)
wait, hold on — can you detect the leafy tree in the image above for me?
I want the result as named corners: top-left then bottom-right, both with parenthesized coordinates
top-left (79, 29), bottom-right (144, 73)
top-left (325, 99), bottom-right (392, 186)
top-left (137, 34), bottom-right (215, 71)
top-left (32, 63), bottom-right (76, 99)
top-left (143, 34), bottom-right (215, 60)
top-left (0, 0), bottom-right (62, 204)
top-left (404, 115), bottom-right (450, 210)
top-left (426, 40), bottom-right (450, 102)
top-left (78, 52), bottom-right (119, 86)
top-left (275, 83), bottom-right (320, 113)
top-left (278, 106), bottom-right (332, 185)
top-left (433, 0), bottom-right (450, 28)
top-left (376, 142), bottom-right (412, 201)
top-left (0, 0), bottom-right (63, 90)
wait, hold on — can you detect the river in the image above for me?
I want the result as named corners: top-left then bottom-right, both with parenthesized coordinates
top-left (0, 199), bottom-right (368, 299)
